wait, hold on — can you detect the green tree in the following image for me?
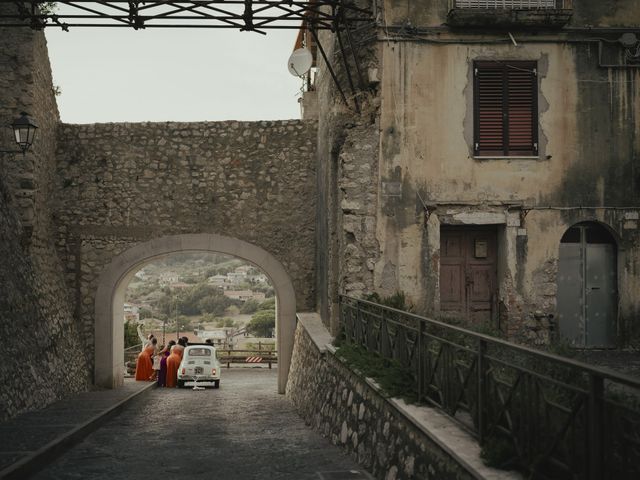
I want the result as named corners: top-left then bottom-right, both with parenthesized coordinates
top-left (200, 313), bottom-right (217, 325)
top-left (258, 298), bottom-right (276, 310)
top-left (124, 320), bottom-right (140, 349)
top-left (223, 318), bottom-right (236, 328)
top-left (177, 315), bottom-right (195, 331)
top-left (240, 299), bottom-right (259, 314)
top-left (197, 294), bottom-right (229, 316)
top-left (247, 309), bottom-right (276, 337)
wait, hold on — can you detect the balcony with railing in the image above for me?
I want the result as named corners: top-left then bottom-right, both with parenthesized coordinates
top-left (447, 0), bottom-right (573, 28)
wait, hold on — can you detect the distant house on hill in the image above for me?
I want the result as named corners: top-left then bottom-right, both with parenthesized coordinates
top-left (196, 328), bottom-right (232, 347)
top-left (207, 274), bottom-right (228, 286)
top-left (134, 270), bottom-right (148, 281)
top-left (226, 271), bottom-right (247, 284)
top-left (224, 290), bottom-right (266, 302)
top-left (123, 303), bottom-right (140, 323)
top-left (251, 292), bottom-right (266, 302)
top-left (249, 273), bottom-right (269, 284)
top-left (159, 271), bottom-right (179, 286)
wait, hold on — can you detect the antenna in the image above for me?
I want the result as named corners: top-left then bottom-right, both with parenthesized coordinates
top-left (287, 48), bottom-right (313, 77)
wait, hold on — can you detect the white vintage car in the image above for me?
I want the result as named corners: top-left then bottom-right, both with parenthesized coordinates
top-left (177, 344), bottom-right (221, 388)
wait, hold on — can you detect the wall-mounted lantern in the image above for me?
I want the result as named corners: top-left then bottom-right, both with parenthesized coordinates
top-left (11, 112), bottom-right (38, 154)
top-left (1, 112), bottom-right (38, 155)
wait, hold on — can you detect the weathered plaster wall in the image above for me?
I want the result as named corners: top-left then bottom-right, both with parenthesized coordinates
top-left (54, 120), bottom-right (318, 361)
top-left (323, 0), bottom-right (640, 345)
top-left (377, 41), bottom-right (638, 341)
top-left (0, 13), bottom-right (90, 420)
top-left (376, 37), bottom-right (638, 341)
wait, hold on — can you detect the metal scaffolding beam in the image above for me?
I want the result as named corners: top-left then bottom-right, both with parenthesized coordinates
top-left (0, 1), bottom-right (372, 31)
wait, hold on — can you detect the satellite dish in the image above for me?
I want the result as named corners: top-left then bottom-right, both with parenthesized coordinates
top-left (619, 32), bottom-right (638, 48)
top-left (288, 48), bottom-right (313, 77)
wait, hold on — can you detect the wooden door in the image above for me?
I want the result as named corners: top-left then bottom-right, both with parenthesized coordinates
top-left (440, 227), bottom-right (498, 325)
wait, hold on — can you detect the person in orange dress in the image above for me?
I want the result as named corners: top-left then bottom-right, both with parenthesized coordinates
top-left (135, 344), bottom-right (154, 381)
top-left (165, 345), bottom-right (182, 388)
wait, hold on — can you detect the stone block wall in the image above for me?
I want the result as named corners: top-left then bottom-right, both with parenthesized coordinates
top-left (54, 120), bottom-right (318, 360)
top-left (0, 181), bottom-right (88, 421)
top-left (0, 18), bottom-right (89, 420)
top-left (313, 3), bottom-right (381, 334)
top-left (286, 322), bottom-right (475, 480)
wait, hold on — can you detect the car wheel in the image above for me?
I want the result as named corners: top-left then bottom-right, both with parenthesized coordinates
top-left (177, 380), bottom-right (185, 388)
top-left (214, 380), bottom-right (220, 389)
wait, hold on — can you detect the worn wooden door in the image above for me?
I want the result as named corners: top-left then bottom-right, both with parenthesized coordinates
top-left (440, 227), bottom-right (498, 325)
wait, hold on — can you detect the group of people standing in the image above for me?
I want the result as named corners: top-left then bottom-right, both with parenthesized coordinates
top-left (134, 335), bottom-right (190, 387)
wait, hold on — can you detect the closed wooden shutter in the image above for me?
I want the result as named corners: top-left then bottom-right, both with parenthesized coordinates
top-left (474, 61), bottom-right (538, 157)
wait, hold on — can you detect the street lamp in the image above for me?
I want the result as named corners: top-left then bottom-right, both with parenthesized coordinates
top-left (1, 112), bottom-right (38, 154)
top-left (12, 112), bottom-right (38, 154)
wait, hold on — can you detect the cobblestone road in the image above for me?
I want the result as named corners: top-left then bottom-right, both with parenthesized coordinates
top-left (33, 368), bottom-right (365, 480)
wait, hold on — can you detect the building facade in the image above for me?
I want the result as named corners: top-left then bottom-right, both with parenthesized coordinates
top-left (313, 0), bottom-right (640, 347)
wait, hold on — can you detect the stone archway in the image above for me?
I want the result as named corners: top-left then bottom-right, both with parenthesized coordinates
top-left (94, 233), bottom-right (297, 393)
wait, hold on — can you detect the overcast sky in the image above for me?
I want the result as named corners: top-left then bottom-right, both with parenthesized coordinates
top-left (45, 27), bottom-right (303, 123)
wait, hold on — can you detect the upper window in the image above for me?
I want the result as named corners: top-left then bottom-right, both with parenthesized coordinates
top-left (474, 61), bottom-right (538, 157)
top-left (455, 0), bottom-right (559, 8)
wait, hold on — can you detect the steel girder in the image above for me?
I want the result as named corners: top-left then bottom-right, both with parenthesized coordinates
top-left (0, 1), bottom-right (372, 32)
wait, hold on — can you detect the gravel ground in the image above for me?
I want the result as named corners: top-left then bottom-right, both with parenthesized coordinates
top-left (33, 369), bottom-right (366, 480)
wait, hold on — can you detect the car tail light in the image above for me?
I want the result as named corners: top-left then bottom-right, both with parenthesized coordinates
top-left (181, 368), bottom-right (185, 374)
top-left (211, 368), bottom-right (216, 375)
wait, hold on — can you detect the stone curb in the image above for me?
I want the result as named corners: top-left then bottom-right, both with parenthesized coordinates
top-left (0, 382), bottom-right (156, 480)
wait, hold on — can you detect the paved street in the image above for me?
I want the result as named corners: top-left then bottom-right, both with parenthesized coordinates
top-left (32, 368), bottom-right (365, 480)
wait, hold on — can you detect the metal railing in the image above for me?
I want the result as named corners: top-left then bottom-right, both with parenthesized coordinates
top-left (451, 0), bottom-right (571, 8)
top-left (340, 296), bottom-right (640, 479)
top-left (123, 343), bottom-right (143, 376)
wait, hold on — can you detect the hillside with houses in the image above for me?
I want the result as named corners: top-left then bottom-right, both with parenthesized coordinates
top-left (124, 253), bottom-right (276, 349)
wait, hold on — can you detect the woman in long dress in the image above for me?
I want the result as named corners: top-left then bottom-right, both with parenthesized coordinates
top-left (134, 344), bottom-right (154, 381)
top-left (165, 345), bottom-right (182, 388)
top-left (157, 340), bottom-right (175, 387)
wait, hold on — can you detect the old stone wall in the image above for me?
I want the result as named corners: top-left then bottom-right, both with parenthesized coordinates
top-left (286, 320), bottom-right (477, 480)
top-left (54, 120), bottom-right (318, 359)
top-left (314, 0), bottom-right (380, 334)
top-left (0, 181), bottom-right (88, 421)
top-left (0, 14), bottom-right (90, 420)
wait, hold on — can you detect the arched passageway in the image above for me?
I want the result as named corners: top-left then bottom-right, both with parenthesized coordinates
top-left (557, 222), bottom-right (618, 348)
top-left (94, 233), bottom-right (296, 393)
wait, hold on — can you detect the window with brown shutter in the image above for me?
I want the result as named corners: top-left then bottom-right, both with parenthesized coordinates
top-left (474, 61), bottom-right (538, 157)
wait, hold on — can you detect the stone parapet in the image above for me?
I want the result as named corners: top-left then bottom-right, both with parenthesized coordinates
top-left (287, 318), bottom-right (520, 480)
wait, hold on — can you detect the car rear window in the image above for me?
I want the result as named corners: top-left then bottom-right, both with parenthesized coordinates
top-left (188, 348), bottom-right (212, 357)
